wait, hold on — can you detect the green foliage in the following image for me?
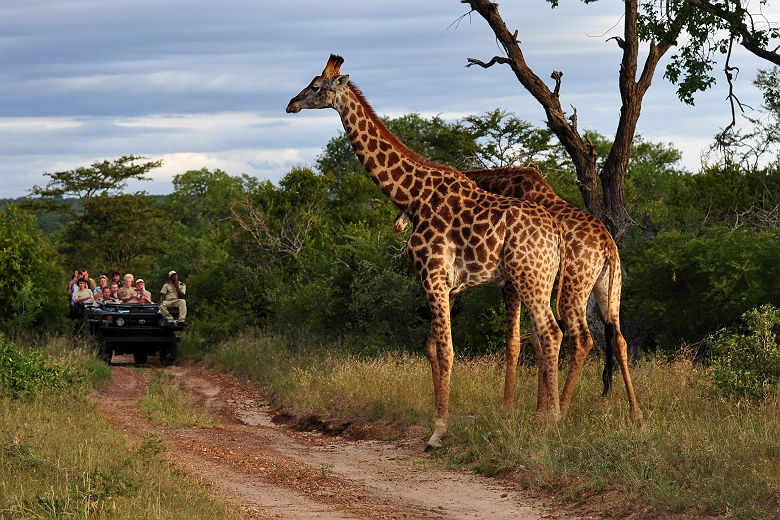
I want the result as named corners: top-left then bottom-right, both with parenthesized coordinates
top-left (463, 109), bottom-right (561, 171)
top-left (0, 203), bottom-right (65, 335)
top-left (59, 192), bottom-right (173, 277)
top-left (0, 335), bottom-right (71, 398)
top-left (24, 155), bottom-right (161, 217)
top-left (624, 227), bottom-right (780, 351)
top-left (709, 304), bottom-right (780, 399)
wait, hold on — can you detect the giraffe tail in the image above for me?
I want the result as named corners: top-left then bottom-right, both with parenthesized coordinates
top-left (601, 245), bottom-right (620, 396)
top-left (554, 224), bottom-right (566, 321)
top-left (603, 322), bottom-right (615, 396)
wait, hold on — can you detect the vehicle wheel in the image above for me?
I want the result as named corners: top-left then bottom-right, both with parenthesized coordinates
top-left (133, 351), bottom-right (148, 364)
top-left (98, 346), bottom-right (113, 364)
top-left (160, 344), bottom-right (177, 366)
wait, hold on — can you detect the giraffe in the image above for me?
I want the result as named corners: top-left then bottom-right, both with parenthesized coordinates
top-left (287, 55), bottom-right (567, 450)
top-left (395, 167), bottom-right (643, 422)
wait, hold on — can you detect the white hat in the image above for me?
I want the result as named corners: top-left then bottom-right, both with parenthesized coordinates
top-left (168, 270), bottom-right (177, 277)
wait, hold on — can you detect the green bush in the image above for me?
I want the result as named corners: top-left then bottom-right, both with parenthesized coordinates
top-left (0, 335), bottom-right (72, 398)
top-left (709, 304), bottom-right (780, 399)
top-left (0, 203), bottom-right (66, 336)
top-left (624, 227), bottom-right (780, 352)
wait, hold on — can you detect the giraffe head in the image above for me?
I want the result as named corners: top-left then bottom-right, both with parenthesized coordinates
top-left (286, 54), bottom-right (350, 113)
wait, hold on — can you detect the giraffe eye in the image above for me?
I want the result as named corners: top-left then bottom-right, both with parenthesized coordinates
top-left (311, 85), bottom-right (320, 92)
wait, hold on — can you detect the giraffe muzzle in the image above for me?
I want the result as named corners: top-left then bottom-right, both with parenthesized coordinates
top-left (285, 101), bottom-right (300, 113)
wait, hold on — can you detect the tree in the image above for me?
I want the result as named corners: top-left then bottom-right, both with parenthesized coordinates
top-left (0, 204), bottom-right (64, 335)
top-left (460, 0), bottom-right (779, 240)
top-left (169, 168), bottom-right (257, 231)
top-left (25, 155), bottom-right (162, 217)
top-left (463, 108), bottom-right (562, 170)
top-left (58, 193), bottom-right (173, 276)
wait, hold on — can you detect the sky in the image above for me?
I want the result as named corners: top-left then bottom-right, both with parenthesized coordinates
top-left (1, 0), bottom-right (778, 199)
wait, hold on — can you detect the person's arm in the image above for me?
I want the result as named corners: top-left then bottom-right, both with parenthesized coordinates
top-left (67, 272), bottom-right (78, 294)
top-left (174, 281), bottom-right (185, 298)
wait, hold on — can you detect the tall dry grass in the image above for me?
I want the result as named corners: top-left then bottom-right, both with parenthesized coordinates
top-left (0, 336), bottom-right (239, 520)
top-left (212, 329), bottom-right (779, 519)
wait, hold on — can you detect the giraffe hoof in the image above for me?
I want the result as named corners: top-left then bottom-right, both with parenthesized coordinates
top-left (424, 443), bottom-right (439, 452)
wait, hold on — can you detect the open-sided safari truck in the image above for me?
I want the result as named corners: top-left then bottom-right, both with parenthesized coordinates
top-left (83, 302), bottom-right (184, 365)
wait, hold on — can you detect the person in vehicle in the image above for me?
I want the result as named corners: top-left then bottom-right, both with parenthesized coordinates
top-left (131, 279), bottom-right (153, 304)
top-left (72, 278), bottom-right (95, 307)
top-left (159, 270), bottom-right (187, 324)
top-left (93, 274), bottom-right (108, 296)
top-left (118, 274), bottom-right (136, 302)
top-left (95, 285), bottom-right (113, 303)
top-left (68, 268), bottom-right (96, 296)
top-left (109, 281), bottom-right (121, 302)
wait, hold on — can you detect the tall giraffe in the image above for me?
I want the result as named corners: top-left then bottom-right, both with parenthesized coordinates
top-left (287, 55), bottom-right (567, 450)
top-left (395, 167), bottom-right (643, 422)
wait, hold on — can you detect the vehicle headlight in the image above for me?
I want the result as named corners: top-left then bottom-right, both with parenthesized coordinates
top-left (116, 317), bottom-right (125, 327)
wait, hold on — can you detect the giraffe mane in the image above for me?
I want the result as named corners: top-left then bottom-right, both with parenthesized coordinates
top-left (347, 82), bottom-right (472, 182)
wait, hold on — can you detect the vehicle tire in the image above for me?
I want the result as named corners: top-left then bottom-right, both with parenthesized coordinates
top-left (160, 344), bottom-right (177, 366)
top-left (98, 345), bottom-right (112, 364)
top-left (133, 351), bottom-right (148, 365)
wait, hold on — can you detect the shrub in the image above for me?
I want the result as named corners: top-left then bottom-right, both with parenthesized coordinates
top-left (624, 227), bottom-right (780, 352)
top-left (0, 204), bottom-right (66, 336)
top-left (709, 304), bottom-right (780, 399)
top-left (0, 335), bottom-right (71, 398)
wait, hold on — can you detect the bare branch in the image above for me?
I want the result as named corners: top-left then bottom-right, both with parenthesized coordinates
top-left (606, 36), bottom-right (626, 49)
top-left (466, 56), bottom-right (511, 69)
top-left (714, 37), bottom-right (755, 151)
top-left (568, 105), bottom-right (578, 133)
top-left (550, 70), bottom-right (563, 97)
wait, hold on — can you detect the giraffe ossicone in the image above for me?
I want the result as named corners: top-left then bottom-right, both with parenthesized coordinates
top-left (287, 55), bottom-right (568, 450)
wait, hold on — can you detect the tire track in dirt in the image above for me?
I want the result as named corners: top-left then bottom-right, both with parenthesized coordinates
top-left (93, 358), bottom-right (581, 519)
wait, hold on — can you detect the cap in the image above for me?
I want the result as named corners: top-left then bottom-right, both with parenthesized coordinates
top-left (136, 279), bottom-right (145, 284)
top-left (98, 274), bottom-right (107, 280)
top-left (168, 270), bottom-right (177, 277)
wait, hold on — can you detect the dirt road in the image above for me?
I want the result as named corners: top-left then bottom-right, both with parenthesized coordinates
top-left (94, 357), bottom-right (582, 519)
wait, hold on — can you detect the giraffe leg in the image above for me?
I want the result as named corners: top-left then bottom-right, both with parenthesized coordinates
top-left (530, 329), bottom-right (546, 414)
top-left (559, 299), bottom-right (593, 415)
top-left (594, 264), bottom-right (643, 422)
top-left (609, 323), bottom-right (643, 422)
top-left (423, 288), bottom-right (454, 451)
top-left (501, 284), bottom-right (523, 414)
top-left (526, 303), bottom-right (563, 419)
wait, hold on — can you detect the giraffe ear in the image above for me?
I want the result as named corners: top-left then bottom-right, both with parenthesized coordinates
top-left (332, 74), bottom-right (349, 90)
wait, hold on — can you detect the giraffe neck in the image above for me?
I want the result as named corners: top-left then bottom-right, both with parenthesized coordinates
top-left (333, 84), bottom-right (449, 213)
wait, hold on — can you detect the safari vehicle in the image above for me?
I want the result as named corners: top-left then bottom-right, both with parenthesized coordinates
top-left (83, 302), bottom-right (184, 365)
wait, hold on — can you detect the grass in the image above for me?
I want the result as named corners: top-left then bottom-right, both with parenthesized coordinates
top-left (0, 335), bottom-right (238, 520)
top-left (136, 370), bottom-right (216, 428)
top-left (210, 328), bottom-right (780, 519)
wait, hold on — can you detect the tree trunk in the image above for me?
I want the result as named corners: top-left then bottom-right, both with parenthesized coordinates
top-left (463, 0), bottom-right (686, 241)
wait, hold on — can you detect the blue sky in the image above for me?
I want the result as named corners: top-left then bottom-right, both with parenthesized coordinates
top-left (1, 0), bottom-right (778, 198)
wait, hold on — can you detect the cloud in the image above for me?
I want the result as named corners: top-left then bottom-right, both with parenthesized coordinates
top-left (1, 0), bottom-right (779, 200)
